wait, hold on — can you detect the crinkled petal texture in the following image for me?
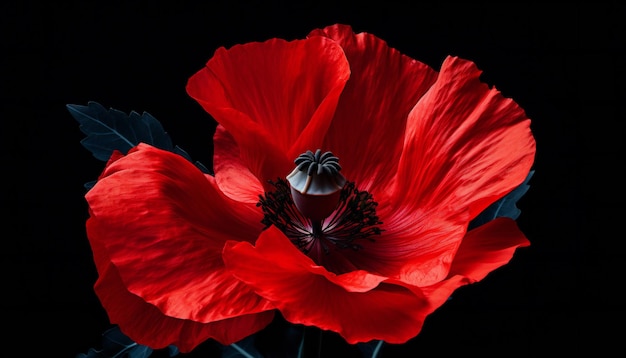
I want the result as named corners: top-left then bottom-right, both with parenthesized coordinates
top-left (188, 25), bottom-right (535, 343)
top-left (90, 229), bottom-right (274, 352)
top-left (222, 227), bottom-right (431, 344)
top-left (309, 24), bottom-right (438, 192)
top-left (390, 55), bottom-right (536, 218)
top-left (186, 35), bottom-right (351, 192)
top-left (223, 218), bottom-right (529, 344)
top-left (329, 54), bottom-right (536, 287)
top-left (86, 23), bottom-right (536, 348)
top-left (189, 24), bottom-right (536, 344)
top-left (85, 144), bottom-right (275, 351)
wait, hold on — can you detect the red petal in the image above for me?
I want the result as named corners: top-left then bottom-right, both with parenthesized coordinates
top-left (223, 226), bottom-right (433, 344)
top-left (330, 205), bottom-right (469, 286)
top-left (392, 56), bottom-right (536, 218)
top-left (415, 218), bottom-right (530, 311)
top-left (387, 209), bottom-right (469, 285)
top-left (85, 144), bottom-right (273, 324)
top-left (213, 125), bottom-right (264, 203)
top-left (90, 236), bottom-right (274, 351)
top-left (448, 217), bottom-right (530, 280)
top-left (310, 24), bottom-right (438, 192)
top-left (186, 36), bottom-right (350, 189)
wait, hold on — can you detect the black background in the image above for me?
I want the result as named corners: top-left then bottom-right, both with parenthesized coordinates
top-left (4, 1), bottom-right (624, 357)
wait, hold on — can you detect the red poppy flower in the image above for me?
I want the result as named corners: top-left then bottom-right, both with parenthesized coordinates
top-left (85, 24), bottom-right (536, 352)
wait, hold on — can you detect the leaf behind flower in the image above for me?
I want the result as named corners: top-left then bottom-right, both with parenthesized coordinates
top-left (222, 335), bottom-right (264, 358)
top-left (67, 101), bottom-right (175, 161)
top-left (75, 325), bottom-right (153, 358)
top-left (468, 170), bottom-right (534, 230)
top-left (75, 326), bottom-right (180, 358)
top-left (67, 101), bottom-right (211, 189)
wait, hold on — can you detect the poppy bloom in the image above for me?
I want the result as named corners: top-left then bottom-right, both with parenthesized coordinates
top-left (84, 24), bottom-right (536, 352)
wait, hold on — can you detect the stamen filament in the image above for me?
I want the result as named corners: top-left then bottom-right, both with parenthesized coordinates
top-left (258, 179), bottom-right (383, 260)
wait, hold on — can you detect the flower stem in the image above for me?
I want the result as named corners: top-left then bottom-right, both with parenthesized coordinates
top-left (371, 340), bottom-right (384, 358)
top-left (316, 328), bottom-right (323, 358)
top-left (229, 343), bottom-right (255, 358)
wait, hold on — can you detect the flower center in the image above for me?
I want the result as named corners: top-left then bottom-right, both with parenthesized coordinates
top-left (257, 150), bottom-right (382, 263)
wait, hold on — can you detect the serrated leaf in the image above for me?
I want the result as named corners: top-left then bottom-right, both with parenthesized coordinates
top-left (67, 101), bottom-right (175, 161)
top-left (468, 170), bottom-right (534, 230)
top-left (173, 145), bottom-right (212, 175)
top-left (75, 326), bottom-right (153, 358)
top-left (69, 101), bottom-right (211, 188)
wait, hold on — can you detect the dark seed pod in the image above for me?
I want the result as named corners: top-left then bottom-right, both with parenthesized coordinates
top-left (286, 149), bottom-right (346, 221)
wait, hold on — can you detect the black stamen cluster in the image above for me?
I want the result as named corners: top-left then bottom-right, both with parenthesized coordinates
top-left (257, 179), bottom-right (383, 256)
top-left (257, 179), bottom-right (311, 243)
top-left (323, 182), bottom-right (382, 250)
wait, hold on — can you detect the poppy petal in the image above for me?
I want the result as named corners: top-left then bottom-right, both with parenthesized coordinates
top-left (327, 205), bottom-right (469, 286)
top-left (186, 36), bottom-right (350, 189)
top-left (392, 56), bottom-right (536, 218)
top-left (448, 217), bottom-right (530, 280)
top-left (89, 235), bottom-right (275, 351)
top-left (213, 124), bottom-right (264, 203)
top-left (310, 24), bottom-right (438, 191)
top-left (223, 226), bottom-right (433, 344)
top-left (85, 144), bottom-right (273, 323)
top-left (415, 217), bottom-right (530, 311)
